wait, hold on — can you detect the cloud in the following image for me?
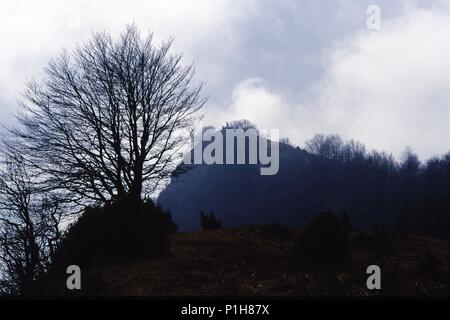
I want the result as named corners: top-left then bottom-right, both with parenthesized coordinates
top-left (0, 1), bottom-right (448, 160)
top-left (206, 79), bottom-right (289, 134)
top-left (0, 0), bottom-right (250, 123)
top-left (208, 5), bottom-right (450, 160)
top-left (310, 7), bottom-right (450, 159)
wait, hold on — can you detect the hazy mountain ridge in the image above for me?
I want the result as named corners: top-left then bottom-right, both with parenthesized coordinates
top-left (159, 141), bottom-right (373, 231)
top-left (158, 129), bottom-right (448, 236)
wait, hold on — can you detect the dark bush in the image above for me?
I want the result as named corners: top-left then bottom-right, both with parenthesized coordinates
top-left (419, 250), bottom-right (444, 281)
top-left (341, 212), bottom-right (352, 231)
top-left (291, 212), bottom-right (352, 270)
top-left (259, 223), bottom-right (292, 239)
top-left (200, 210), bottom-right (222, 230)
top-left (52, 200), bottom-right (177, 271)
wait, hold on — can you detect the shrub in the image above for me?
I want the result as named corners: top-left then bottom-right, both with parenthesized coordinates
top-left (259, 223), bottom-right (292, 239)
top-left (200, 210), bottom-right (222, 230)
top-left (419, 250), bottom-right (443, 281)
top-left (291, 211), bottom-right (352, 270)
top-left (341, 212), bottom-right (352, 231)
top-left (52, 200), bottom-right (177, 271)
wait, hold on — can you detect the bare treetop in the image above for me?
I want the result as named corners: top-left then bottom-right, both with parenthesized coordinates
top-left (12, 25), bottom-right (206, 205)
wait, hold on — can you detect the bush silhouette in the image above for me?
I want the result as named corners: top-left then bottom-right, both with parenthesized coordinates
top-left (291, 212), bottom-right (352, 270)
top-left (200, 210), bottom-right (222, 230)
top-left (419, 250), bottom-right (443, 281)
top-left (52, 200), bottom-right (177, 271)
top-left (259, 223), bottom-right (292, 239)
top-left (341, 212), bottom-right (352, 231)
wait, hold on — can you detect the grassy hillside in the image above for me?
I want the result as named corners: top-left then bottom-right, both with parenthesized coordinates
top-left (63, 226), bottom-right (449, 296)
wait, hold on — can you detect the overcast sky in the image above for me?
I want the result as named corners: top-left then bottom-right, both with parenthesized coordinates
top-left (0, 0), bottom-right (449, 160)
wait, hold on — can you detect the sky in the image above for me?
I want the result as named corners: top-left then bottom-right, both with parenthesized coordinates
top-left (0, 0), bottom-right (449, 160)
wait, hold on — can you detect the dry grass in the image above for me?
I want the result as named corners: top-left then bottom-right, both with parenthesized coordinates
top-left (72, 226), bottom-right (449, 296)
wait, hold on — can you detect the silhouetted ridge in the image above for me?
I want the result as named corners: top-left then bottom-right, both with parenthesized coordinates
top-left (158, 128), bottom-right (449, 238)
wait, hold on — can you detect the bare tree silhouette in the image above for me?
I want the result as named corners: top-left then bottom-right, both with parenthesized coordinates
top-left (11, 24), bottom-right (205, 206)
top-left (305, 134), bottom-right (345, 161)
top-left (0, 149), bottom-right (62, 295)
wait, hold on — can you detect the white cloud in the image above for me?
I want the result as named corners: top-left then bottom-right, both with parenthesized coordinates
top-left (0, 1), bottom-right (448, 160)
top-left (313, 7), bottom-right (450, 159)
top-left (209, 6), bottom-right (450, 160)
top-left (206, 79), bottom-right (289, 134)
top-left (0, 0), bottom-right (251, 123)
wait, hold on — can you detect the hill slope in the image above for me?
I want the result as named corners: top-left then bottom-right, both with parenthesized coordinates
top-left (74, 227), bottom-right (448, 296)
top-left (158, 142), bottom-right (325, 230)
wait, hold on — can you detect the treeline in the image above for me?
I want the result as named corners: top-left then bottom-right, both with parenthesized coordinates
top-left (158, 128), bottom-right (448, 237)
top-left (304, 134), bottom-right (449, 238)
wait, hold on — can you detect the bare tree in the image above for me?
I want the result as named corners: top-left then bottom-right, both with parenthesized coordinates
top-left (305, 134), bottom-right (345, 160)
top-left (400, 146), bottom-right (421, 175)
top-left (0, 150), bottom-right (62, 295)
top-left (12, 25), bottom-right (205, 206)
